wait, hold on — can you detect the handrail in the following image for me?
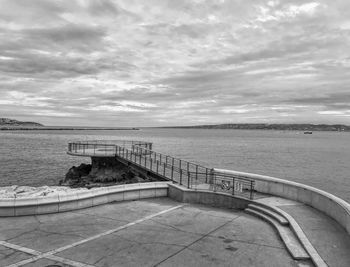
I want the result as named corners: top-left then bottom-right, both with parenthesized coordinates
top-left (66, 140), bottom-right (261, 200)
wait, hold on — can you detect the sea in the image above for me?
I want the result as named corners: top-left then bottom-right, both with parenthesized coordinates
top-left (0, 128), bottom-right (349, 202)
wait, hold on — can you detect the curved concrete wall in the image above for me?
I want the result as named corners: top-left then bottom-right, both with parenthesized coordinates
top-left (214, 168), bottom-right (350, 234)
top-left (168, 184), bottom-right (250, 210)
top-left (0, 182), bottom-right (169, 217)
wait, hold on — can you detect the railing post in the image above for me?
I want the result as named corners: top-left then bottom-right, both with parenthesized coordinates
top-left (213, 172), bottom-right (216, 192)
top-left (205, 168), bottom-right (208, 183)
top-left (163, 163), bottom-right (166, 177)
top-left (150, 153), bottom-right (153, 170)
top-left (208, 169), bottom-right (215, 191)
top-left (232, 177), bottom-right (235, 195)
top-left (171, 165), bottom-right (174, 182)
top-left (180, 169), bottom-right (182, 185)
top-left (187, 171), bottom-right (190, 189)
top-left (250, 181), bottom-right (254, 200)
top-left (156, 160), bottom-right (159, 173)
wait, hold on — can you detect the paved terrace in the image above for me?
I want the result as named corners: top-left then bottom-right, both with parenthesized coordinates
top-left (0, 198), bottom-right (312, 267)
top-left (1, 194), bottom-right (349, 267)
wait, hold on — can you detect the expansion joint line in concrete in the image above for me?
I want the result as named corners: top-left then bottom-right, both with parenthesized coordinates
top-left (153, 214), bottom-right (243, 266)
top-left (4, 204), bottom-right (185, 267)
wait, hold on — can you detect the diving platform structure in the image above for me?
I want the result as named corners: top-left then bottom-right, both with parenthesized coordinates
top-left (67, 140), bottom-right (256, 199)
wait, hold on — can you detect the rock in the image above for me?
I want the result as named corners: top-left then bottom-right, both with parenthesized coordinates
top-left (63, 157), bottom-right (162, 188)
top-left (65, 163), bottom-right (91, 180)
top-left (88, 157), bottom-right (130, 182)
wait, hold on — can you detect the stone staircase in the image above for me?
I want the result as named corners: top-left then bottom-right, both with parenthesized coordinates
top-left (245, 203), bottom-right (311, 261)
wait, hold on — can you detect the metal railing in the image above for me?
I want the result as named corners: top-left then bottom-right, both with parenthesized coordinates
top-left (67, 140), bottom-right (152, 156)
top-left (115, 144), bottom-right (211, 189)
top-left (211, 171), bottom-right (255, 200)
top-left (67, 140), bottom-right (255, 199)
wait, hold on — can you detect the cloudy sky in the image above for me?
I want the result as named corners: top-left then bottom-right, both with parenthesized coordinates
top-left (1, 0), bottom-right (350, 126)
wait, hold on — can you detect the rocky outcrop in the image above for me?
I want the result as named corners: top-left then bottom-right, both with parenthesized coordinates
top-left (62, 157), bottom-right (154, 188)
top-left (89, 157), bottom-right (130, 183)
top-left (63, 163), bottom-right (92, 187)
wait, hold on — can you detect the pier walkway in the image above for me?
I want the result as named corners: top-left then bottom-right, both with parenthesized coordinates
top-left (67, 140), bottom-right (256, 200)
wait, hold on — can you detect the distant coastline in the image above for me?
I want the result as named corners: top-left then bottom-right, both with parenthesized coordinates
top-left (0, 127), bottom-right (139, 131)
top-left (158, 123), bottom-right (350, 132)
top-left (0, 118), bottom-right (139, 131)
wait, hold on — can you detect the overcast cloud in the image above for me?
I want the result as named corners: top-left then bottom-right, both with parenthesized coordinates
top-left (1, 0), bottom-right (350, 126)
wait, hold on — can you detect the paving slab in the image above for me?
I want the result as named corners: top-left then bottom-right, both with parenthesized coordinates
top-left (208, 213), bottom-right (286, 249)
top-left (0, 245), bottom-right (32, 267)
top-left (149, 205), bottom-right (239, 235)
top-left (158, 235), bottom-right (301, 267)
top-left (0, 211), bottom-right (126, 253)
top-left (21, 258), bottom-right (72, 267)
top-left (72, 197), bottom-right (179, 222)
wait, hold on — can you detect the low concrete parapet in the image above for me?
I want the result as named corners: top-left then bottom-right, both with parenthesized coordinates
top-left (0, 182), bottom-right (170, 217)
top-left (168, 184), bottom-right (251, 209)
top-left (214, 168), bottom-right (350, 234)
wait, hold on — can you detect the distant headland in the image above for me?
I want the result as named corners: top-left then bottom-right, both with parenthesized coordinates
top-left (0, 118), bottom-right (139, 131)
top-left (0, 118), bottom-right (43, 127)
top-left (159, 123), bottom-right (350, 131)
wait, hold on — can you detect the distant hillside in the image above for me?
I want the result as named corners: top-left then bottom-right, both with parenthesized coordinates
top-left (161, 123), bottom-right (350, 131)
top-left (0, 118), bottom-right (43, 127)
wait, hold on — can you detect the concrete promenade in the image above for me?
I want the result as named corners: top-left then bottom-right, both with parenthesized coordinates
top-left (0, 197), bottom-right (311, 267)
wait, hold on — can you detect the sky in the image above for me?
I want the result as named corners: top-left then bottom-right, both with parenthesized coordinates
top-left (0, 0), bottom-right (350, 127)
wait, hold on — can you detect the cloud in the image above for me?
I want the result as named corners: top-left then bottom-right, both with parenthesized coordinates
top-left (0, 0), bottom-right (350, 126)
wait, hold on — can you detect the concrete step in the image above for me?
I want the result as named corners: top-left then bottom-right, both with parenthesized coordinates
top-left (248, 204), bottom-right (289, 225)
top-left (245, 208), bottom-right (310, 260)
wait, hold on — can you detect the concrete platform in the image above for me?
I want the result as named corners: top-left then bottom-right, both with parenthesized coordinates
top-left (0, 198), bottom-right (306, 267)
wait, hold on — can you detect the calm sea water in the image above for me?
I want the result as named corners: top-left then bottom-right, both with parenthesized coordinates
top-left (0, 129), bottom-right (349, 202)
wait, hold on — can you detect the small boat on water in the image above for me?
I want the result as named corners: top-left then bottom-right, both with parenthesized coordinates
top-left (304, 131), bottom-right (313, 134)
